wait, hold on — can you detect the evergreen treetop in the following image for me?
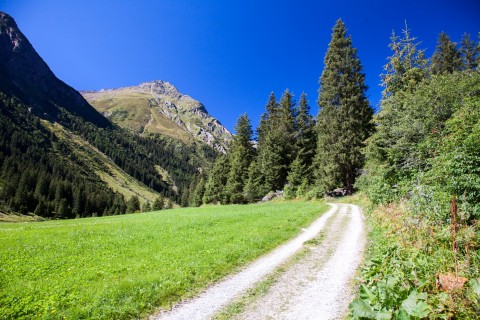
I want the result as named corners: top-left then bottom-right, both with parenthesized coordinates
top-left (431, 32), bottom-right (463, 74)
top-left (381, 22), bottom-right (429, 96)
top-left (460, 32), bottom-right (479, 70)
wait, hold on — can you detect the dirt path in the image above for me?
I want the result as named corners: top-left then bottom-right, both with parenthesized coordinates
top-left (151, 203), bottom-right (365, 320)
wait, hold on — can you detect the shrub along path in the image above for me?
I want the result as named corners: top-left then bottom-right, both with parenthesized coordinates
top-left (154, 203), bottom-right (365, 320)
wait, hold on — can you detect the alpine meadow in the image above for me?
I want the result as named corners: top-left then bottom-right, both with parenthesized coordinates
top-left (1, 3), bottom-right (479, 320)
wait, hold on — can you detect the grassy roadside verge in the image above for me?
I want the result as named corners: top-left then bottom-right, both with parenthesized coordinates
top-left (0, 200), bottom-right (328, 319)
top-left (343, 194), bottom-right (480, 319)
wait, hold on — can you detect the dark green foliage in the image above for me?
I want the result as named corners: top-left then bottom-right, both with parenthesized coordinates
top-left (257, 90), bottom-right (296, 192)
top-left (152, 195), bottom-right (164, 211)
top-left (206, 90), bottom-right (316, 204)
top-left (424, 95), bottom-right (480, 221)
top-left (0, 94), bottom-right (127, 218)
top-left (294, 93), bottom-right (316, 175)
top-left (256, 92), bottom-right (278, 148)
top-left (362, 72), bottom-right (480, 206)
top-left (285, 156), bottom-right (306, 199)
top-left (314, 19), bottom-right (374, 194)
top-left (225, 114), bottom-right (255, 203)
top-left (141, 201), bottom-right (151, 213)
top-left (126, 196), bottom-right (140, 213)
top-left (286, 93), bottom-right (316, 198)
top-left (431, 32), bottom-right (463, 74)
top-left (460, 33), bottom-right (479, 70)
top-left (203, 155), bottom-right (230, 204)
top-left (477, 32), bottom-right (480, 67)
top-left (244, 160), bottom-right (268, 202)
top-left (260, 129), bottom-right (287, 191)
top-left (191, 175), bottom-right (206, 207)
top-left (0, 85), bottom-right (211, 217)
top-left (381, 23), bottom-right (429, 96)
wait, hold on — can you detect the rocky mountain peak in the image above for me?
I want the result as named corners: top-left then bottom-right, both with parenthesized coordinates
top-left (139, 80), bottom-right (182, 99)
top-left (0, 12), bottom-right (22, 50)
top-left (0, 11), bottom-right (111, 128)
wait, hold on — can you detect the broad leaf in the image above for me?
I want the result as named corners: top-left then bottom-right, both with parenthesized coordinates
top-left (469, 278), bottom-right (480, 296)
top-left (401, 291), bottom-right (431, 318)
top-left (350, 299), bottom-right (376, 318)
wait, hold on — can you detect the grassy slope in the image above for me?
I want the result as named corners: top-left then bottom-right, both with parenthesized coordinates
top-left (83, 90), bottom-right (194, 143)
top-left (0, 200), bottom-right (328, 319)
top-left (44, 121), bottom-right (160, 205)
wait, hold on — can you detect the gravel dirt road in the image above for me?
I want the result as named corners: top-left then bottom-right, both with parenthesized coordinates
top-left (152, 203), bottom-right (365, 320)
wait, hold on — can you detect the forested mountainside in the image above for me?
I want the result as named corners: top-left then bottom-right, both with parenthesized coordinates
top-left (0, 12), bottom-right (216, 217)
top-left (82, 81), bottom-right (232, 153)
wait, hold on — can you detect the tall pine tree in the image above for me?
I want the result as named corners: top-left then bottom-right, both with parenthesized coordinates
top-left (225, 114), bottom-right (255, 203)
top-left (460, 32), bottom-right (479, 70)
top-left (256, 92), bottom-right (278, 147)
top-left (431, 32), bottom-right (463, 74)
top-left (203, 154), bottom-right (230, 204)
top-left (257, 90), bottom-right (296, 192)
top-left (293, 93), bottom-right (316, 178)
top-left (314, 19), bottom-right (374, 194)
top-left (286, 93), bottom-right (316, 197)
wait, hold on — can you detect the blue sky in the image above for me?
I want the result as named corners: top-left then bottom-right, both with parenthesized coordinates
top-left (1, 0), bottom-right (479, 132)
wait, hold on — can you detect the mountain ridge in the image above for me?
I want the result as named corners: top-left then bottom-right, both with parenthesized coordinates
top-left (82, 80), bottom-right (232, 152)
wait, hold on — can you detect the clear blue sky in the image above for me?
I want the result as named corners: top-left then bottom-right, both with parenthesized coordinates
top-left (1, 1), bottom-right (479, 132)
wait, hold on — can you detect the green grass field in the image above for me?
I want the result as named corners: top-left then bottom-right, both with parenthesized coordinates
top-left (0, 200), bottom-right (328, 319)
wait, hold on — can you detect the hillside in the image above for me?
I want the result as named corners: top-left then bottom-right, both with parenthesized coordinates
top-left (82, 81), bottom-right (232, 152)
top-left (0, 11), bottom-right (210, 217)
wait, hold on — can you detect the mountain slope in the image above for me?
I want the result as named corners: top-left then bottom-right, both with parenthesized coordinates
top-left (82, 81), bottom-right (232, 152)
top-left (0, 12), bottom-right (110, 128)
top-left (0, 11), bottom-right (207, 217)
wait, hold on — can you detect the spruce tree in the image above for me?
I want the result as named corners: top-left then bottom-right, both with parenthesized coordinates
top-left (126, 195), bottom-right (140, 213)
top-left (286, 93), bottom-right (316, 196)
top-left (244, 160), bottom-right (268, 202)
top-left (203, 154), bottom-right (230, 204)
top-left (381, 23), bottom-right (429, 96)
top-left (278, 89), bottom-right (296, 139)
top-left (431, 32), bottom-right (463, 74)
top-left (460, 32), bottom-right (479, 70)
top-left (285, 155), bottom-right (306, 199)
top-left (259, 129), bottom-right (285, 191)
top-left (314, 19), bottom-right (374, 194)
top-left (225, 114), bottom-right (255, 203)
top-left (477, 32), bottom-right (480, 67)
top-left (256, 92), bottom-right (278, 146)
top-left (141, 202), bottom-right (151, 212)
top-left (256, 90), bottom-right (296, 192)
top-left (152, 195), bottom-right (164, 210)
top-left (191, 175), bottom-right (206, 207)
top-left (293, 93), bottom-right (316, 179)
